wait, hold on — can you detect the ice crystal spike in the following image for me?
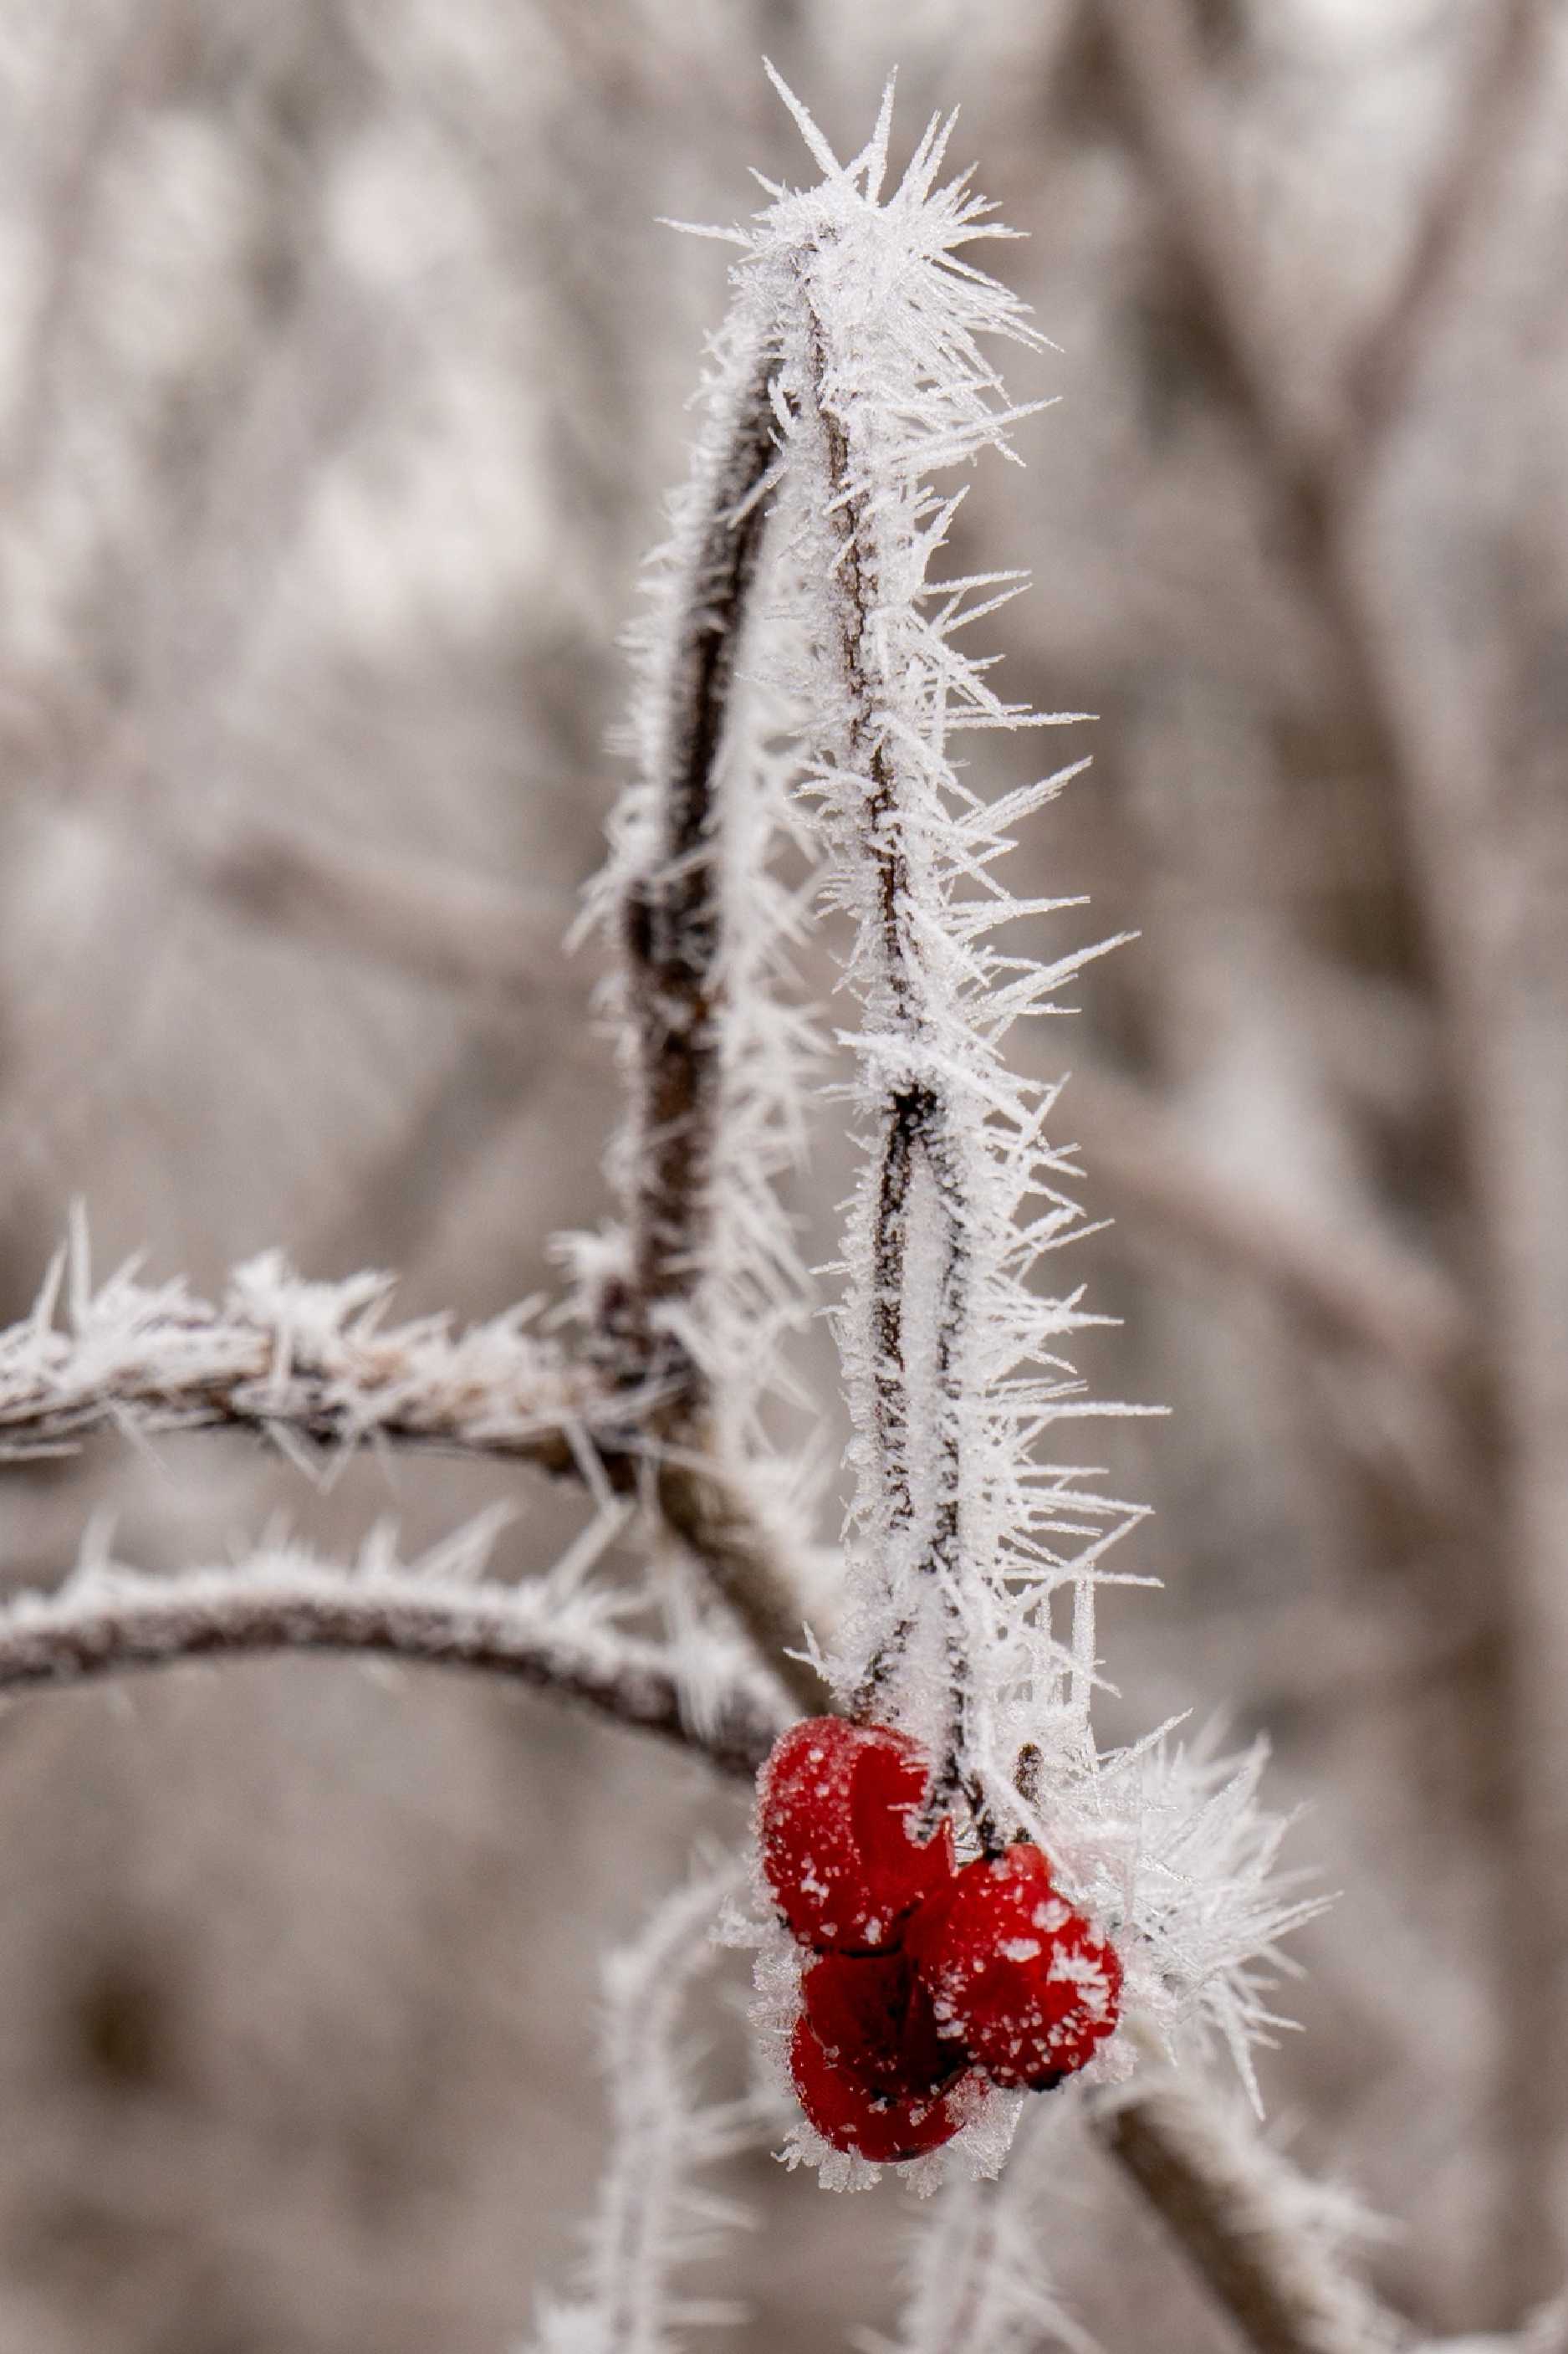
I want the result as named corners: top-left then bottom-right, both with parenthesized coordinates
top-left (734, 84), bottom-right (1145, 1815)
top-left (524, 1866), bottom-right (760, 2354)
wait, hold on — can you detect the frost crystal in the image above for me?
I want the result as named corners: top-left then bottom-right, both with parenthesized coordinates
top-left (524, 1865), bottom-right (764, 2354)
top-left (871, 2101), bottom-right (1098, 2354)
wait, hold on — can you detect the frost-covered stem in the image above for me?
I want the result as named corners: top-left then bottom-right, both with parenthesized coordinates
top-left (804, 315), bottom-right (978, 1814)
top-left (0, 1248), bottom-right (631, 1466)
top-left (529, 1868), bottom-right (759, 2354)
top-left (0, 1252), bottom-right (821, 1699)
top-left (1096, 2087), bottom-right (1399, 2354)
top-left (605, 347), bottom-right (826, 1716)
top-left (861, 1084), bottom-right (973, 1790)
top-left (884, 2109), bottom-right (1096, 2354)
top-left (616, 351), bottom-right (779, 1356)
top-left (0, 1557), bottom-right (789, 1774)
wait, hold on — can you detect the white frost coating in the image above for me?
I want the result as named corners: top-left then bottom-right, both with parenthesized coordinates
top-left (716, 79), bottom-right (1147, 1801)
top-left (0, 1517), bottom-right (782, 1756)
top-left (583, 227), bottom-right (823, 1475)
top-left (0, 1226), bottom-right (628, 1463)
top-left (870, 2103), bottom-right (1098, 2354)
top-left (524, 1865), bottom-right (764, 2354)
top-left (689, 76), bottom-right (1318, 2138)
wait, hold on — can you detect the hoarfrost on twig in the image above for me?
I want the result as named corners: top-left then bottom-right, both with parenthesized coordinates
top-left (0, 1527), bottom-right (788, 1777)
top-left (524, 1864), bottom-right (768, 2354)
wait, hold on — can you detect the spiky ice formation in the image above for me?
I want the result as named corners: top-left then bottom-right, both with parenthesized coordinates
top-left (719, 79), bottom-right (1142, 1818)
top-left (524, 1866), bottom-right (764, 2354)
top-left (583, 234), bottom-right (820, 1470)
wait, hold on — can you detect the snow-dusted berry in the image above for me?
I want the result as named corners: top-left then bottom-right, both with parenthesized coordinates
top-left (800, 1947), bottom-right (963, 2100)
top-left (789, 2015), bottom-right (974, 2162)
top-left (906, 1841), bottom-right (1121, 2090)
top-left (757, 1717), bottom-right (955, 1952)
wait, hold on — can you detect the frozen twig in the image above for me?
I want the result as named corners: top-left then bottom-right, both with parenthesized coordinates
top-left (589, 299), bottom-right (828, 1713)
top-left (875, 2103), bottom-right (1096, 2354)
top-left (526, 1864), bottom-right (765, 2354)
top-left (0, 1244), bottom-right (637, 1471)
top-left (0, 1241), bottom-right (821, 1710)
top-left (610, 348), bottom-right (781, 1358)
top-left (0, 1538), bottom-right (788, 1778)
top-left (737, 85), bottom-right (1149, 1838)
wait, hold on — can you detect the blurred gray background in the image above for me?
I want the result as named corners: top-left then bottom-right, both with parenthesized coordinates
top-left (2, 1), bottom-right (1566, 2346)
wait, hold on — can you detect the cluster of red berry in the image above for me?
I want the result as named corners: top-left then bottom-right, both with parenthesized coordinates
top-left (758, 1717), bottom-right (1122, 2163)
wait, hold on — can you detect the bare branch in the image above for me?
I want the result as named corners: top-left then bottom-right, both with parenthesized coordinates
top-left (1092, 0), bottom-right (1333, 494)
top-left (186, 817), bottom-right (578, 1011)
top-left (1067, 1067), bottom-right (1473, 1394)
top-left (1095, 0), bottom-right (1548, 487)
top-left (0, 1550), bottom-right (786, 1779)
top-left (1092, 0), bottom-right (1566, 2295)
top-left (1341, 0), bottom-right (1549, 460)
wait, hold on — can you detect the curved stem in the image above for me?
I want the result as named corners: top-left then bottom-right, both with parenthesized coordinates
top-left (0, 1560), bottom-right (786, 1778)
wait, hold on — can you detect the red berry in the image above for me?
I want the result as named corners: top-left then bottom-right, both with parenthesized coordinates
top-left (906, 1842), bottom-right (1121, 2090)
top-left (757, 1717), bottom-right (956, 1952)
top-left (789, 2015), bottom-right (974, 2162)
top-left (800, 1948), bottom-right (965, 2099)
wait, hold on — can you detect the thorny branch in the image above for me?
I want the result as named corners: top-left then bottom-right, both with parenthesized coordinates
top-left (1090, 0), bottom-right (1542, 1157)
